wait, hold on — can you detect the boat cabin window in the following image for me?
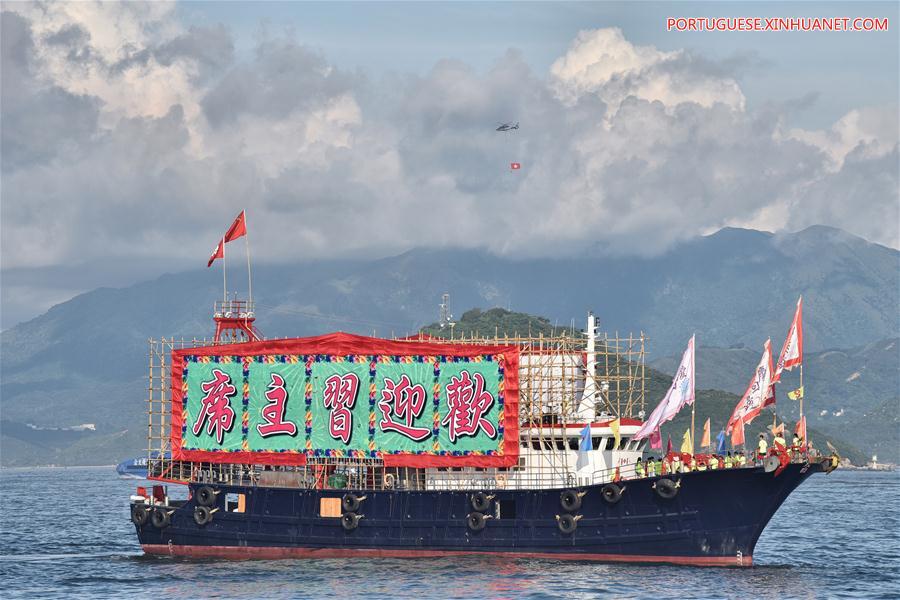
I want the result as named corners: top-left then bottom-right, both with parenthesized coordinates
top-left (226, 492), bottom-right (245, 513)
top-left (605, 437), bottom-right (615, 451)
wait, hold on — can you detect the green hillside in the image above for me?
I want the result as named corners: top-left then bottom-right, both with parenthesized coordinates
top-left (420, 307), bottom-right (576, 339)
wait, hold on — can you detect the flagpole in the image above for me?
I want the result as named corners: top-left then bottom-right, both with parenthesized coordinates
top-left (690, 334), bottom-right (696, 455)
top-left (221, 237), bottom-right (227, 305)
top-left (244, 212), bottom-right (252, 304)
top-left (799, 363), bottom-right (804, 420)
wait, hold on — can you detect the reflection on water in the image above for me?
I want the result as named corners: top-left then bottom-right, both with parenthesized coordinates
top-left (0, 468), bottom-right (898, 599)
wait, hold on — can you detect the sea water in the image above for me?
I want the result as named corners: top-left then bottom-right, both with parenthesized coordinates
top-left (1, 467), bottom-right (897, 599)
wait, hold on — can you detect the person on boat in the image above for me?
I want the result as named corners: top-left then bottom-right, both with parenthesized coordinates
top-left (708, 455), bottom-right (718, 470)
top-left (645, 457), bottom-right (657, 477)
top-left (757, 434), bottom-right (768, 460)
top-left (634, 457), bottom-right (645, 478)
top-left (697, 458), bottom-right (707, 471)
top-left (689, 455), bottom-right (697, 471)
top-left (773, 431), bottom-right (787, 451)
top-left (737, 451), bottom-right (747, 466)
top-left (725, 451), bottom-right (733, 468)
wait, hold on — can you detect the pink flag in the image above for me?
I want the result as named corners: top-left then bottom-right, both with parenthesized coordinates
top-left (773, 297), bottom-right (803, 383)
top-left (727, 339), bottom-right (774, 432)
top-left (634, 335), bottom-right (695, 441)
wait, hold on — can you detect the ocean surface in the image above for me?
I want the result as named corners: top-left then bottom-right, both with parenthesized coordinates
top-left (0, 467), bottom-right (897, 599)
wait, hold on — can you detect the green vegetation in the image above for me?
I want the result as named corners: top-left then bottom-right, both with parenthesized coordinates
top-left (420, 307), bottom-right (578, 339)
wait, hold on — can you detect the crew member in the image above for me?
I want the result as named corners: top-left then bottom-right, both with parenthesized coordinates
top-left (773, 431), bottom-right (786, 451)
top-left (725, 451), bottom-right (733, 468)
top-left (708, 455), bottom-right (718, 470)
top-left (645, 457), bottom-right (657, 477)
top-left (634, 457), bottom-right (645, 478)
top-left (737, 451), bottom-right (747, 466)
top-left (757, 434), bottom-right (768, 460)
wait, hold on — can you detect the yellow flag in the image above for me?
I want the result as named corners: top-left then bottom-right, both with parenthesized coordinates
top-left (701, 418), bottom-right (711, 449)
top-left (788, 386), bottom-right (804, 400)
top-left (681, 428), bottom-right (692, 454)
top-left (610, 417), bottom-right (621, 450)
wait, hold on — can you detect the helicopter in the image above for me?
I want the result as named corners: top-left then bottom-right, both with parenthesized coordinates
top-left (495, 122), bottom-right (519, 132)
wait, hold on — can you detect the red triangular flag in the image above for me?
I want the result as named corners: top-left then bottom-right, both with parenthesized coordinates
top-left (773, 297), bottom-right (803, 383)
top-left (207, 238), bottom-right (224, 268)
top-left (666, 434), bottom-right (673, 455)
top-left (224, 210), bottom-right (247, 243)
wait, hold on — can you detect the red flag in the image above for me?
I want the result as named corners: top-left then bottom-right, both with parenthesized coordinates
top-left (795, 415), bottom-right (807, 444)
top-left (207, 238), bottom-right (224, 268)
top-left (224, 210), bottom-right (247, 243)
top-left (731, 418), bottom-right (745, 447)
top-left (727, 339), bottom-right (774, 431)
top-left (510, 162), bottom-right (521, 170)
top-left (773, 297), bottom-right (803, 383)
top-left (666, 434), bottom-right (673, 455)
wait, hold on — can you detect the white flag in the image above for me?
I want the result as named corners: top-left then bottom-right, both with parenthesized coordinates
top-left (634, 335), bottom-right (695, 441)
top-left (773, 296), bottom-right (803, 383)
top-left (728, 339), bottom-right (774, 431)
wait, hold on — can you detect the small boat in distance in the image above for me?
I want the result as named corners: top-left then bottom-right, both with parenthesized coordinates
top-left (116, 452), bottom-right (169, 479)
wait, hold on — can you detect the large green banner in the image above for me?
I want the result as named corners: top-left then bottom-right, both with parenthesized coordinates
top-left (173, 344), bottom-right (518, 467)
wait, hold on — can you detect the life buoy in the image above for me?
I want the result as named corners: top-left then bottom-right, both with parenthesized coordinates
top-left (496, 473), bottom-right (508, 489)
top-left (654, 478), bottom-right (679, 499)
top-left (470, 492), bottom-right (493, 512)
top-left (383, 473), bottom-right (395, 489)
top-left (560, 489), bottom-right (583, 512)
top-left (467, 512), bottom-right (489, 531)
top-left (341, 512), bottom-right (362, 531)
top-left (196, 486), bottom-right (218, 507)
top-left (131, 504), bottom-right (149, 526)
top-left (557, 513), bottom-right (580, 534)
top-left (151, 507), bottom-right (171, 529)
top-left (193, 505), bottom-right (213, 526)
top-left (600, 483), bottom-right (624, 504)
top-left (342, 493), bottom-right (365, 513)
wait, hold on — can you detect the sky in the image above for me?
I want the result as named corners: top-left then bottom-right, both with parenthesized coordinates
top-left (1, 1), bottom-right (898, 329)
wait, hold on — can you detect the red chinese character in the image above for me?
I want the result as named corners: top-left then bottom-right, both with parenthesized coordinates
top-left (192, 368), bottom-right (236, 445)
top-left (442, 370), bottom-right (496, 443)
top-left (257, 373), bottom-right (297, 438)
top-left (323, 373), bottom-right (360, 444)
top-left (378, 374), bottom-right (431, 441)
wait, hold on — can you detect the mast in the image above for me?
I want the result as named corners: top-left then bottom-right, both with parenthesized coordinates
top-left (690, 334), bottom-right (696, 455)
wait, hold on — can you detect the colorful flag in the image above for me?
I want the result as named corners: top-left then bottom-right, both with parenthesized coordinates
top-left (701, 418), bottom-right (711, 449)
top-left (510, 162), bottom-right (521, 170)
top-left (727, 339), bottom-right (774, 432)
top-left (788, 386), bottom-right (804, 400)
top-left (224, 210), bottom-right (247, 242)
top-left (610, 418), bottom-right (621, 450)
top-left (773, 297), bottom-right (803, 383)
top-left (716, 429), bottom-right (727, 454)
top-left (649, 428), bottom-right (662, 450)
top-left (680, 428), bottom-right (693, 454)
top-left (207, 238), bottom-right (224, 268)
top-left (771, 422), bottom-right (785, 436)
top-left (633, 335), bottom-right (695, 441)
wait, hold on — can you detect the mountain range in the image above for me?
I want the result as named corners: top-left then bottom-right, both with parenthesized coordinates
top-left (1, 225), bottom-right (896, 466)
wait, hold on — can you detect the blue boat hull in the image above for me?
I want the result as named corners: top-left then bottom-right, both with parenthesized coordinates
top-left (134, 462), bottom-right (823, 566)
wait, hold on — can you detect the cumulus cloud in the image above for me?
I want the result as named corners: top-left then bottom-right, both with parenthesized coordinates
top-left (1, 5), bottom-right (897, 284)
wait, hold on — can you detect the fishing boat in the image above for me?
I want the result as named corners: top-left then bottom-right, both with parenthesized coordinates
top-left (129, 299), bottom-right (835, 566)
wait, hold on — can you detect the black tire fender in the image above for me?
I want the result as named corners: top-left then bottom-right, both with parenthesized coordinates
top-left (196, 486), bottom-right (218, 507)
top-left (654, 478), bottom-right (679, 499)
top-left (150, 507), bottom-right (172, 529)
top-left (131, 504), bottom-right (150, 526)
top-left (342, 493), bottom-right (366, 513)
top-left (341, 512), bottom-right (362, 531)
top-left (601, 483), bottom-right (624, 504)
top-left (470, 492), bottom-right (494, 513)
top-left (466, 512), bottom-right (490, 531)
top-left (557, 513), bottom-right (581, 534)
top-left (560, 489), bottom-right (584, 512)
top-left (194, 505), bottom-right (215, 526)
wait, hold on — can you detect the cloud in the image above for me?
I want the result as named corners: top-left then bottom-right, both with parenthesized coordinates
top-left (550, 28), bottom-right (746, 112)
top-left (1, 6), bottom-right (897, 289)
